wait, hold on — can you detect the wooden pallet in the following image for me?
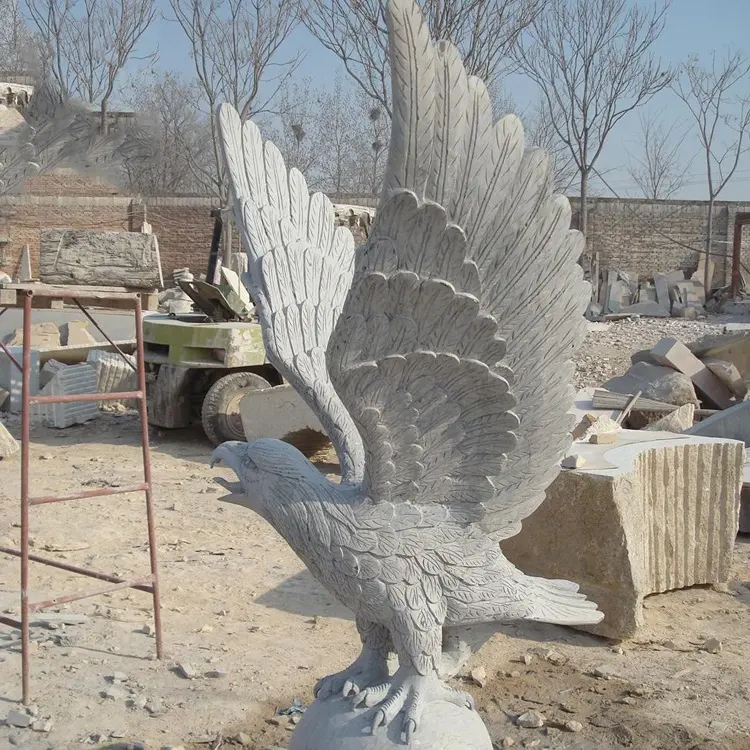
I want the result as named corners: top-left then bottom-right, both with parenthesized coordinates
top-left (0, 283), bottom-right (159, 311)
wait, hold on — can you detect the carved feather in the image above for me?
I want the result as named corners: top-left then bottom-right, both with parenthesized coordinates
top-left (217, 103), bottom-right (365, 482)
top-left (326, 0), bottom-right (589, 541)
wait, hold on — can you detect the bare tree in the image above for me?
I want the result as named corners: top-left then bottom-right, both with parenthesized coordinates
top-left (264, 78), bottom-right (324, 178)
top-left (315, 77), bottom-right (365, 192)
top-left (0, 0), bottom-right (37, 73)
top-left (626, 111), bottom-right (692, 200)
top-left (523, 99), bottom-right (577, 193)
top-left (672, 51), bottom-right (750, 290)
top-left (26, 0), bottom-right (157, 132)
top-left (303, 0), bottom-right (544, 118)
top-left (513, 0), bottom-right (672, 277)
top-left (121, 71), bottom-right (213, 195)
top-left (169, 0), bottom-right (302, 206)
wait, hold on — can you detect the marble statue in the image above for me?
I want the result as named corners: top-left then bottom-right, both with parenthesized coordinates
top-left (211, 0), bottom-right (603, 743)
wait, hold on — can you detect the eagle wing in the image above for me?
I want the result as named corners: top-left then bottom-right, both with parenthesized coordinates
top-left (218, 105), bottom-right (364, 481)
top-left (326, 0), bottom-right (588, 536)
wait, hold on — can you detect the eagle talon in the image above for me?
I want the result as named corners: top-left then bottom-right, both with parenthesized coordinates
top-left (361, 667), bottom-right (475, 741)
top-left (314, 650), bottom-right (390, 701)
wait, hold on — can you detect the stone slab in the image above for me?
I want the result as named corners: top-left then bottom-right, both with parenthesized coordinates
top-left (703, 357), bottom-right (747, 399)
top-left (502, 431), bottom-right (744, 639)
top-left (3, 322), bottom-right (60, 348)
top-left (19, 244), bottom-right (32, 282)
top-left (685, 401), bottom-right (750, 446)
top-left (638, 283), bottom-right (658, 303)
top-left (620, 301), bottom-right (669, 317)
top-left (722, 300), bottom-right (750, 315)
top-left (220, 267), bottom-right (252, 309)
top-left (650, 337), bottom-right (734, 409)
top-left (642, 403), bottom-right (695, 433)
top-left (688, 331), bottom-right (750, 380)
top-left (653, 273), bottom-right (670, 307)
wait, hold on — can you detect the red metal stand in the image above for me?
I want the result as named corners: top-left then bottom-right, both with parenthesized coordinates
top-left (0, 285), bottom-right (163, 704)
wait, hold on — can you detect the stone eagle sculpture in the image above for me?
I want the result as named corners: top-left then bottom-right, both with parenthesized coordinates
top-left (211, 0), bottom-right (603, 740)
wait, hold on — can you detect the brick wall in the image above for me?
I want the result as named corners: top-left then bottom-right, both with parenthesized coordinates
top-left (0, 195), bottom-right (135, 278)
top-left (142, 197), bottom-right (217, 277)
top-left (2, 184), bottom-right (749, 289)
top-left (570, 197), bottom-right (750, 286)
top-left (0, 194), bottom-right (219, 282)
top-left (22, 169), bottom-right (120, 197)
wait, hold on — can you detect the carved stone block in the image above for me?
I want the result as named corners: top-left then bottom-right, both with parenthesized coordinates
top-left (39, 229), bottom-right (163, 288)
top-left (502, 432), bottom-right (744, 639)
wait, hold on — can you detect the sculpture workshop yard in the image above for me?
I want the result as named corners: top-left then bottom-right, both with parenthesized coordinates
top-left (1, 316), bottom-right (749, 750)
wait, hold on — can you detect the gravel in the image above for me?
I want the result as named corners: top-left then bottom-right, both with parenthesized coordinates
top-left (573, 316), bottom-right (731, 389)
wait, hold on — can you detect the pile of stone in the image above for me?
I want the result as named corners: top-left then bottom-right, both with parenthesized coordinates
top-left (0, 320), bottom-right (138, 418)
top-left (590, 258), bottom-right (715, 320)
top-left (504, 328), bottom-right (750, 639)
top-left (567, 328), bottom-right (750, 531)
top-left (601, 332), bottom-right (748, 417)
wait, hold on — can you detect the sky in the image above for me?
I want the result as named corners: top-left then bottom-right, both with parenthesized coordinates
top-left (126, 0), bottom-right (750, 201)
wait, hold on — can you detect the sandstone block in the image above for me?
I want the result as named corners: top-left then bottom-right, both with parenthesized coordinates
top-left (502, 432), bottom-right (743, 639)
top-left (603, 361), bottom-right (697, 407)
top-left (3, 322), bottom-right (60, 348)
top-left (239, 383), bottom-right (328, 455)
top-left (642, 403), bottom-right (695, 433)
top-left (59, 321), bottom-right (97, 347)
top-left (650, 337), bottom-right (734, 409)
top-left (653, 273), bottom-right (670, 307)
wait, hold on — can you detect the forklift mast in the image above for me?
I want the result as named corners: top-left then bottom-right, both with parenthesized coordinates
top-left (205, 208), bottom-right (224, 284)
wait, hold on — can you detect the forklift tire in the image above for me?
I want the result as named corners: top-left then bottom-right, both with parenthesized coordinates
top-left (201, 371), bottom-right (271, 446)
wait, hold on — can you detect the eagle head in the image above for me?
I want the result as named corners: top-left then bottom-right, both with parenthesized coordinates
top-left (210, 438), bottom-right (314, 521)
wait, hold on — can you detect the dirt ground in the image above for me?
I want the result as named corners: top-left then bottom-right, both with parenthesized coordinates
top-left (1, 317), bottom-right (750, 750)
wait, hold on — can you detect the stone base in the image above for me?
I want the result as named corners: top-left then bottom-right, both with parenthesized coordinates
top-left (289, 697), bottom-right (492, 750)
top-left (239, 383), bottom-right (329, 455)
top-left (502, 431), bottom-right (743, 639)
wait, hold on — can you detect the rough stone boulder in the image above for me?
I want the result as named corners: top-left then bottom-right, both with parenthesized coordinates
top-left (603, 361), bottom-right (697, 407)
top-left (502, 432), bottom-right (743, 639)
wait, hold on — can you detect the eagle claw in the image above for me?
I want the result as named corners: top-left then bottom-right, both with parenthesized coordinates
top-left (360, 667), bottom-right (474, 741)
top-left (314, 651), bottom-right (390, 700)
